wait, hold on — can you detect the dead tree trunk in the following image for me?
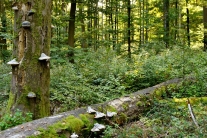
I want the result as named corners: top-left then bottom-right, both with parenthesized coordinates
top-left (7, 0), bottom-right (52, 119)
top-left (0, 78), bottom-right (183, 138)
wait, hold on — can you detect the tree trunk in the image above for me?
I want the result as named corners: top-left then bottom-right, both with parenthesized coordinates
top-left (79, 4), bottom-right (87, 50)
top-left (127, 0), bottom-right (131, 59)
top-left (163, 0), bottom-right (170, 48)
top-left (94, 1), bottom-right (98, 51)
top-left (203, 6), bottom-right (207, 51)
top-left (186, 0), bottom-right (190, 47)
top-left (0, 0), bottom-right (7, 61)
top-left (174, 0), bottom-right (178, 42)
top-left (7, 0), bottom-right (52, 119)
top-left (139, 0), bottom-right (142, 47)
top-left (145, 0), bottom-right (149, 43)
top-left (68, 1), bottom-right (76, 63)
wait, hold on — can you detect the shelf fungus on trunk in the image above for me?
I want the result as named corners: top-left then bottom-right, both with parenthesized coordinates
top-left (12, 6), bottom-right (18, 11)
top-left (106, 111), bottom-right (117, 117)
top-left (94, 111), bottom-right (106, 119)
top-left (86, 106), bottom-right (96, 114)
top-left (91, 123), bottom-right (106, 132)
top-left (39, 53), bottom-right (51, 67)
top-left (22, 21), bottom-right (31, 28)
top-left (70, 132), bottom-right (78, 138)
top-left (7, 59), bottom-right (19, 66)
top-left (28, 9), bottom-right (36, 16)
top-left (27, 92), bottom-right (36, 98)
top-left (39, 53), bottom-right (51, 61)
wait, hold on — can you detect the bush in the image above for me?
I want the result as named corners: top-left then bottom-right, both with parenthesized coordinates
top-left (50, 48), bottom-right (128, 113)
top-left (0, 64), bottom-right (11, 116)
top-left (0, 109), bottom-right (33, 131)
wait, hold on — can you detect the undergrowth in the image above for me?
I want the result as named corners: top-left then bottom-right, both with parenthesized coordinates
top-left (102, 99), bottom-right (207, 138)
top-left (0, 109), bottom-right (33, 131)
top-left (50, 46), bottom-right (207, 113)
top-left (0, 46), bottom-right (207, 133)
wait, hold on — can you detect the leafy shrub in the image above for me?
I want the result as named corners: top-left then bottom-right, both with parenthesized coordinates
top-left (0, 109), bottom-right (33, 131)
top-left (124, 46), bottom-right (207, 93)
top-left (0, 64), bottom-right (11, 116)
top-left (50, 48), bottom-right (129, 113)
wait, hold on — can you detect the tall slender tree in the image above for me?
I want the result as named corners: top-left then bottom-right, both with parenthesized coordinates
top-left (79, 3), bottom-right (87, 49)
top-left (186, 0), bottom-right (190, 46)
top-left (203, 5), bottom-right (207, 51)
top-left (127, 0), bottom-right (131, 58)
top-left (0, 0), bottom-right (7, 61)
top-left (68, 0), bottom-right (76, 63)
top-left (163, 0), bottom-right (170, 48)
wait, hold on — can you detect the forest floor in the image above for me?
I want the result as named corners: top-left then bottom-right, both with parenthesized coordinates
top-left (102, 97), bottom-right (207, 138)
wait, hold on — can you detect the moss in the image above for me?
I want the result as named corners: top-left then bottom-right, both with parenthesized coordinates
top-left (64, 115), bottom-right (84, 132)
top-left (79, 113), bottom-right (94, 129)
top-left (105, 105), bottom-right (117, 112)
top-left (122, 103), bottom-right (129, 111)
top-left (97, 105), bottom-right (104, 112)
top-left (136, 101), bottom-right (142, 106)
top-left (154, 86), bottom-right (166, 99)
top-left (28, 115), bottom-right (85, 138)
top-left (173, 97), bottom-right (207, 105)
top-left (115, 113), bottom-right (128, 125)
top-left (79, 113), bottom-right (95, 136)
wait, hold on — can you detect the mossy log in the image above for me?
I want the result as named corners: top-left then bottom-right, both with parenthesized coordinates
top-left (0, 78), bottom-right (183, 138)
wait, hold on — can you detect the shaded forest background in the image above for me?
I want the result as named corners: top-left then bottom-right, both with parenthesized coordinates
top-left (0, 0), bottom-right (207, 137)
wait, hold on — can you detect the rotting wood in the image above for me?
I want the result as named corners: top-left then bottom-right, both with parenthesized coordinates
top-left (0, 78), bottom-right (183, 138)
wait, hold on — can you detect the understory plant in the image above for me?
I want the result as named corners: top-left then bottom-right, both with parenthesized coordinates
top-left (102, 99), bottom-right (207, 138)
top-left (0, 109), bottom-right (33, 131)
top-left (50, 46), bottom-right (207, 113)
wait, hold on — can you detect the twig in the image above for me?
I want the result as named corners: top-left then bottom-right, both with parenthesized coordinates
top-left (187, 98), bottom-right (199, 128)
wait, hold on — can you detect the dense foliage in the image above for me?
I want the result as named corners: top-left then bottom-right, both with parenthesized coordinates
top-left (103, 99), bottom-right (207, 137)
top-left (1, 45), bottom-right (207, 135)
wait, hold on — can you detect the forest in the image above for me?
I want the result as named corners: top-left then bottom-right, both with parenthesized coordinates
top-left (0, 0), bottom-right (207, 137)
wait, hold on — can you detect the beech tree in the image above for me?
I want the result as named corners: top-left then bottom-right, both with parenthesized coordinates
top-left (7, 0), bottom-right (52, 119)
top-left (163, 0), bottom-right (170, 48)
top-left (203, 5), bottom-right (207, 51)
top-left (0, 0), bottom-right (7, 61)
top-left (68, 0), bottom-right (76, 63)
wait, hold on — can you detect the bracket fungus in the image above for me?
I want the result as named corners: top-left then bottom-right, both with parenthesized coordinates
top-left (70, 132), bottom-right (78, 138)
top-left (91, 123), bottom-right (105, 132)
top-left (86, 106), bottom-right (96, 114)
top-left (27, 92), bottom-right (36, 98)
top-left (106, 111), bottom-right (117, 117)
top-left (22, 21), bottom-right (31, 28)
top-left (94, 111), bottom-right (106, 119)
top-left (12, 6), bottom-right (18, 11)
top-left (39, 53), bottom-right (51, 61)
top-left (7, 59), bottom-right (19, 66)
top-left (28, 9), bottom-right (35, 16)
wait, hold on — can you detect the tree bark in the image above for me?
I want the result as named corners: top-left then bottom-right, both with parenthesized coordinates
top-left (0, 78), bottom-right (183, 138)
top-left (79, 4), bottom-right (87, 50)
top-left (7, 0), bottom-right (52, 119)
top-left (203, 6), bottom-right (207, 51)
top-left (127, 0), bottom-right (131, 59)
top-left (163, 0), bottom-right (170, 48)
top-left (68, 1), bottom-right (76, 63)
top-left (186, 0), bottom-right (190, 47)
top-left (0, 0), bottom-right (7, 61)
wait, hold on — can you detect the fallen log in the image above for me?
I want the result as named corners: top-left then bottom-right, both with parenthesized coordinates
top-left (0, 78), bottom-right (183, 138)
